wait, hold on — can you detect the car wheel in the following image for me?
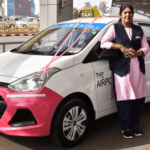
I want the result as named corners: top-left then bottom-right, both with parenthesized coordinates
top-left (50, 98), bottom-right (90, 147)
top-left (23, 25), bottom-right (28, 29)
top-left (10, 24), bottom-right (15, 28)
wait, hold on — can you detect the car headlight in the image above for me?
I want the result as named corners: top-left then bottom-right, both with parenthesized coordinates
top-left (8, 68), bottom-right (60, 92)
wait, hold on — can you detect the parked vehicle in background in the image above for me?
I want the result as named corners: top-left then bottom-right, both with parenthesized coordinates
top-left (0, 16), bottom-right (16, 28)
top-left (16, 17), bottom-right (40, 29)
top-left (33, 18), bottom-right (40, 22)
top-left (27, 18), bottom-right (40, 28)
top-left (16, 17), bottom-right (35, 28)
top-left (10, 16), bottom-right (23, 21)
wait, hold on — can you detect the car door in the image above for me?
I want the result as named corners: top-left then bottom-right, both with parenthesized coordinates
top-left (137, 22), bottom-right (150, 98)
top-left (84, 39), bottom-right (116, 113)
top-left (92, 58), bottom-right (116, 112)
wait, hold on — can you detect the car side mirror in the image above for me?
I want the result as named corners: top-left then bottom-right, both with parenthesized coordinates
top-left (83, 41), bottom-right (103, 63)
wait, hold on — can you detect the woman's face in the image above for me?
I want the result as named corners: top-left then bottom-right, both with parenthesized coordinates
top-left (120, 7), bottom-right (133, 25)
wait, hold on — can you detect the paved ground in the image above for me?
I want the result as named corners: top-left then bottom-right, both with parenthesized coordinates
top-left (0, 44), bottom-right (150, 150)
top-left (0, 103), bottom-right (150, 150)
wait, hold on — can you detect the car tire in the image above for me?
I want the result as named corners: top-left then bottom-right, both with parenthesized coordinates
top-left (23, 25), bottom-right (28, 29)
top-left (9, 24), bottom-right (15, 28)
top-left (50, 98), bottom-right (90, 147)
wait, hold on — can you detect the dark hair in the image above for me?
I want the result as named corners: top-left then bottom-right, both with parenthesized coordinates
top-left (118, 4), bottom-right (134, 22)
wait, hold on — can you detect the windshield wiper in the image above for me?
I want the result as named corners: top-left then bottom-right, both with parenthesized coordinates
top-left (10, 48), bottom-right (18, 52)
top-left (60, 51), bottom-right (74, 55)
top-left (19, 50), bottom-right (46, 55)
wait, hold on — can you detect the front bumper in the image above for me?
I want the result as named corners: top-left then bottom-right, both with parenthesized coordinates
top-left (0, 86), bottom-right (63, 137)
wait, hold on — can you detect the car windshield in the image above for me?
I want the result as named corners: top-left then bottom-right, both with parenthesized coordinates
top-left (13, 23), bottom-right (106, 55)
top-left (21, 18), bottom-right (28, 21)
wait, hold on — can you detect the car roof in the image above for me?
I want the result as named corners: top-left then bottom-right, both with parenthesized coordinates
top-left (58, 17), bottom-right (150, 24)
top-left (59, 17), bottom-right (118, 24)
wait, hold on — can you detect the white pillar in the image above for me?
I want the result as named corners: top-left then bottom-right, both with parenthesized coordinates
top-left (40, 0), bottom-right (73, 31)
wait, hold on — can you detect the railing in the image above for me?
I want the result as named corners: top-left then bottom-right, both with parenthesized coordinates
top-left (0, 36), bottom-right (31, 52)
top-left (0, 41), bottom-right (24, 52)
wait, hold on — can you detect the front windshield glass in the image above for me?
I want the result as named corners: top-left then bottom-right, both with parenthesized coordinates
top-left (14, 23), bottom-right (106, 55)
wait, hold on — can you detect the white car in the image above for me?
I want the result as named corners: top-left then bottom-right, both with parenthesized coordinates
top-left (10, 17), bottom-right (23, 21)
top-left (0, 17), bottom-right (149, 147)
top-left (33, 18), bottom-right (40, 22)
top-left (16, 17), bottom-right (34, 28)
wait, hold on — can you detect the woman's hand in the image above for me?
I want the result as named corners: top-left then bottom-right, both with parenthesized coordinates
top-left (119, 45), bottom-right (128, 55)
top-left (125, 48), bottom-right (138, 58)
top-left (110, 44), bottom-right (143, 58)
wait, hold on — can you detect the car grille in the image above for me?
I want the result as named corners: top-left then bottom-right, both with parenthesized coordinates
top-left (0, 96), bottom-right (7, 119)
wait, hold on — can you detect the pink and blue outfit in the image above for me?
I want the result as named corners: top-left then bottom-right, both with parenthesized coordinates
top-left (101, 22), bottom-right (150, 129)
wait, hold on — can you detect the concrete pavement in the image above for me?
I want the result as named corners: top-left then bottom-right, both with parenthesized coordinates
top-left (0, 102), bottom-right (150, 150)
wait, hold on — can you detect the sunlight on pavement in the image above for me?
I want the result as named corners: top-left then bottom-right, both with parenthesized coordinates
top-left (120, 145), bottom-right (149, 150)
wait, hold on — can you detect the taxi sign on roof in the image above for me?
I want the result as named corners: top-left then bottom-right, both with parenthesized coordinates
top-left (78, 7), bottom-right (101, 18)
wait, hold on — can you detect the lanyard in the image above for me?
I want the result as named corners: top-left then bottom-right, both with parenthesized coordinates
top-left (39, 19), bottom-right (83, 73)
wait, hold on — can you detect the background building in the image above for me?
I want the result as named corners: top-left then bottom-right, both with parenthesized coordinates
top-left (4, 0), bottom-right (34, 17)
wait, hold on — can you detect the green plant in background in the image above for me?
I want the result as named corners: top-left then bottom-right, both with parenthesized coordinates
top-left (20, 26), bottom-right (26, 31)
top-left (10, 25), bottom-right (15, 31)
top-left (34, 25), bottom-right (39, 31)
top-left (15, 28), bottom-right (19, 31)
top-left (0, 25), bottom-right (3, 30)
top-left (28, 25), bottom-right (34, 30)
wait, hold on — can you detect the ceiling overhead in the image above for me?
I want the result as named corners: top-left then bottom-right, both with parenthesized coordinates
top-left (112, 0), bottom-right (150, 17)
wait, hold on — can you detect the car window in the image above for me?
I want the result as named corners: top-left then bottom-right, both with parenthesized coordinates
top-left (138, 23), bottom-right (150, 37)
top-left (21, 18), bottom-right (28, 21)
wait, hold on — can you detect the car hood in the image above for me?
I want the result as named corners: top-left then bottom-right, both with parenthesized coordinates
top-left (0, 51), bottom-right (74, 80)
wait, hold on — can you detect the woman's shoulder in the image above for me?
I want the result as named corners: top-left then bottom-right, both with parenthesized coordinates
top-left (108, 24), bottom-right (115, 30)
top-left (132, 24), bottom-right (144, 38)
top-left (132, 23), bottom-right (143, 33)
top-left (114, 22), bottom-right (121, 26)
top-left (105, 25), bottom-right (115, 35)
top-left (132, 23), bottom-right (142, 29)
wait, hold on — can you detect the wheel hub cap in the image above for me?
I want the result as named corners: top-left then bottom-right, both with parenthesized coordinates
top-left (63, 106), bottom-right (87, 141)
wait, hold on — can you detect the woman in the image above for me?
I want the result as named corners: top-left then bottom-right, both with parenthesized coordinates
top-left (101, 4), bottom-right (150, 138)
